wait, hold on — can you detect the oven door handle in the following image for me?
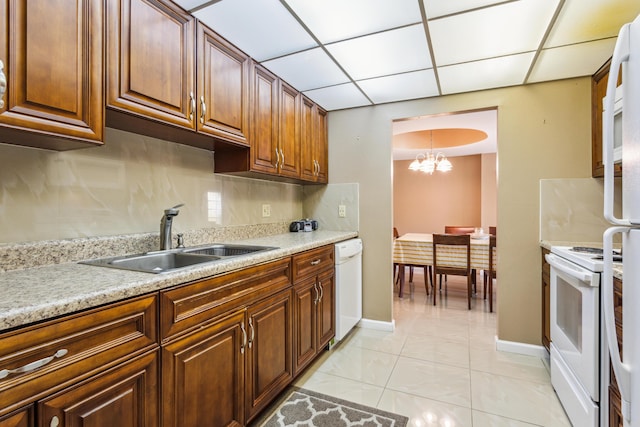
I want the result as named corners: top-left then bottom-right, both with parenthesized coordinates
top-left (545, 253), bottom-right (597, 286)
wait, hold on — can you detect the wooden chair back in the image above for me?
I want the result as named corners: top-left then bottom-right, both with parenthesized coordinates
top-left (432, 234), bottom-right (472, 308)
top-left (444, 226), bottom-right (475, 235)
top-left (489, 226), bottom-right (497, 236)
top-left (393, 227), bottom-right (399, 239)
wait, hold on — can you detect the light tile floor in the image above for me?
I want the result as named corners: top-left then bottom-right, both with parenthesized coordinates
top-left (291, 273), bottom-right (573, 427)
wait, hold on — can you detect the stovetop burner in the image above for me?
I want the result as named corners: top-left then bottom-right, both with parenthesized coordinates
top-left (571, 246), bottom-right (603, 254)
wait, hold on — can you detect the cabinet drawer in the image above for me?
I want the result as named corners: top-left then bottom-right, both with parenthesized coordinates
top-left (160, 258), bottom-right (291, 341)
top-left (292, 245), bottom-right (334, 282)
top-left (0, 294), bottom-right (158, 417)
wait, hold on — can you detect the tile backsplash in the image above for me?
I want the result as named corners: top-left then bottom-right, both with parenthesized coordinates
top-left (0, 127), bottom-right (304, 244)
top-left (540, 177), bottom-right (622, 243)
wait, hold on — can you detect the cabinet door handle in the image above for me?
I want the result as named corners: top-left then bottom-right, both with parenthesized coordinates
top-left (200, 95), bottom-right (206, 124)
top-left (280, 149), bottom-right (285, 167)
top-left (50, 416), bottom-right (60, 427)
top-left (318, 281), bottom-right (323, 302)
top-left (0, 349), bottom-right (68, 379)
top-left (189, 92), bottom-right (195, 121)
top-left (314, 160), bottom-right (319, 176)
top-left (0, 60), bottom-right (5, 109)
top-left (313, 283), bottom-right (318, 305)
top-left (275, 148), bottom-right (280, 168)
top-left (240, 323), bottom-right (247, 354)
top-left (248, 318), bottom-right (255, 349)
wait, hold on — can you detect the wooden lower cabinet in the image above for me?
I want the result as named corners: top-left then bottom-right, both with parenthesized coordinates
top-left (541, 248), bottom-right (551, 351)
top-left (292, 246), bottom-right (335, 376)
top-left (0, 407), bottom-right (33, 427)
top-left (39, 350), bottom-right (159, 427)
top-left (162, 310), bottom-right (246, 427)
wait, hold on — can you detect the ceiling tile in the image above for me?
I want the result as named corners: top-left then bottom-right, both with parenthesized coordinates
top-left (429, 0), bottom-right (560, 66)
top-left (544, 0), bottom-right (640, 47)
top-left (193, 0), bottom-right (317, 61)
top-left (424, 0), bottom-right (507, 19)
top-left (439, 53), bottom-right (536, 95)
top-left (261, 48), bottom-right (349, 91)
top-left (358, 70), bottom-right (439, 104)
top-left (303, 84), bottom-right (371, 111)
top-left (284, 0), bottom-right (421, 43)
top-left (529, 39), bottom-right (618, 83)
top-left (326, 25), bottom-right (431, 81)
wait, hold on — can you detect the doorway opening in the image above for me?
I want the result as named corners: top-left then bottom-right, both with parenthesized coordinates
top-left (391, 107), bottom-right (498, 311)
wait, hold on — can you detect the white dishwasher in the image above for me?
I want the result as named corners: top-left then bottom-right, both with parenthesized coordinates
top-left (334, 238), bottom-right (363, 343)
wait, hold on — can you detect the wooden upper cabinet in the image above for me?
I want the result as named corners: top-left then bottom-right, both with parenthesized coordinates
top-left (197, 24), bottom-right (251, 145)
top-left (315, 106), bottom-right (329, 183)
top-left (300, 97), bottom-right (328, 183)
top-left (106, 0), bottom-right (195, 129)
top-left (278, 81), bottom-right (301, 178)
top-left (592, 58), bottom-right (622, 178)
top-left (0, 0), bottom-right (104, 150)
top-left (251, 64), bottom-right (279, 175)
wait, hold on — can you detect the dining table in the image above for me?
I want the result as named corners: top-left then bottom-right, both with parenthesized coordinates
top-left (393, 233), bottom-right (496, 298)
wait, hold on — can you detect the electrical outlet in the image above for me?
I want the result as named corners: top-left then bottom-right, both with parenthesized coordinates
top-left (338, 205), bottom-right (346, 218)
top-left (262, 204), bottom-right (271, 217)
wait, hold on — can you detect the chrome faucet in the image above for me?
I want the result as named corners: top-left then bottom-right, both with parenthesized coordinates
top-left (160, 204), bottom-right (184, 250)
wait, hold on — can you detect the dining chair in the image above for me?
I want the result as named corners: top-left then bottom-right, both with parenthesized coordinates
top-left (393, 228), bottom-right (431, 296)
top-left (484, 234), bottom-right (497, 312)
top-left (484, 227), bottom-right (497, 302)
top-left (489, 226), bottom-right (497, 236)
top-left (432, 234), bottom-right (472, 309)
top-left (442, 226), bottom-right (478, 291)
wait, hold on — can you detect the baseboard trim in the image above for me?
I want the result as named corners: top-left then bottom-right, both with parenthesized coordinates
top-left (496, 338), bottom-right (549, 358)
top-left (358, 318), bottom-right (395, 332)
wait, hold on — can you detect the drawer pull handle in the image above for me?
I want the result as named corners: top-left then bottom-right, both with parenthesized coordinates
top-left (0, 349), bottom-right (68, 379)
top-left (310, 259), bottom-right (321, 266)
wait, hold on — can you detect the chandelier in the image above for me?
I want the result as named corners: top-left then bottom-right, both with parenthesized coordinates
top-left (408, 131), bottom-right (452, 174)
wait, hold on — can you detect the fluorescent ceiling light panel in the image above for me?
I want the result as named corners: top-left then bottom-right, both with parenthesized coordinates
top-left (429, 0), bottom-right (559, 66)
top-left (424, 0), bottom-right (507, 19)
top-left (544, 0), bottom-right (640, 47)
top-left (439, 53), bottom-right (535, 95)
top-left (326, 25), bottom-right (431, 81)
top-left (357, 70), bottom-right (438, 104)
top-left (529, 39), bottom-right (618, 83)
top-left (284, 0), bottom-right (421, 43)
top-left (193, 0), bottom-right (317, 61)
top-left (303, 84), bottom-right (371, 111)
top-left (262, 48), bottom-right (349, 91)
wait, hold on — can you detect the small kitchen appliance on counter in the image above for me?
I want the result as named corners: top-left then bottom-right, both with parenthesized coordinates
top-left (289, 219), bottom-right (318, 232)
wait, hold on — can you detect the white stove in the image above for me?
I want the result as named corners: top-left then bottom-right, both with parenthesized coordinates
top-left (550, 246), bottom-right (622, 272)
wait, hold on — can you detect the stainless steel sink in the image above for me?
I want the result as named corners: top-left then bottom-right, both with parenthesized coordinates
top-left (80, 244), bottom-right (277, 274)
top-left (183, 244), bottom-right (276, 257)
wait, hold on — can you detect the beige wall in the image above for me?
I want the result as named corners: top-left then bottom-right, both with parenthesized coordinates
top-left (328, 77), bottom-right (592, 345)
top-left (393, 155), bottom-right (482, 235)
top-left (481, 153), bottom-right (498, 231)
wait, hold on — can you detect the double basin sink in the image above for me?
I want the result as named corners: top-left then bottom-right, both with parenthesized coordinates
top-left (81, 243), bottom-right (278, 274)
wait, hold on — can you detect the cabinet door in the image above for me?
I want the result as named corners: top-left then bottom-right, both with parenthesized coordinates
top-left (39, 351), bottom-right (159, 427)
top-left (278, 81), bottom-right (300, 178)
top-left (300, 96), bottom-right (316, 181)
top-left (0, 407), bottom-right (33, 427)
top-left (293, 277), bottom-right (318, 376)
top-left (246, 290), bottom-right (293, 420)
top-left (541, 248), bottom-right (551, 350)
top-left (316, 269), bottom-right (335, 349)
top-left (197, 24), bottom-right (250, 145)
top-left (162, 310), bottom-right (245, 427)
top-left (106, 0), bottom-right (195, 129)
top-left (314, 106), bottom-right (329, 183)
top-left (250, 64), bottom-right (278, 175)
top-left (0, 0), bottom-right (103, 149)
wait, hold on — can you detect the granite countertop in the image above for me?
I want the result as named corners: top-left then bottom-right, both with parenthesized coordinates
top-left (540, 240), bottom-right (623, 280)
top-left (0, 230), bottom-right (357, 332)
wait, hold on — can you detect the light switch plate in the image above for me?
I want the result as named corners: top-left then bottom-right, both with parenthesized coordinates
top-left (262, 204), bottom-right (271, 217)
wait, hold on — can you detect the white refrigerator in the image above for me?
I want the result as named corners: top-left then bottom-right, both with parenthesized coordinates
top-left (602, 12), bottom-right (640, 427)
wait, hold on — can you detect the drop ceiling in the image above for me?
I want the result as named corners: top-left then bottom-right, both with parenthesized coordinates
top-left (174, 0), bottom-right (640, 112)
